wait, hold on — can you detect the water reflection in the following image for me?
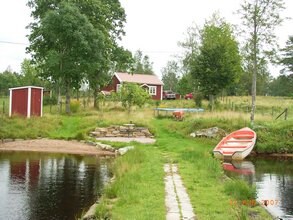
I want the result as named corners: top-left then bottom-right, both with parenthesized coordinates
top-left (0, 152), bottom-right (111, 220)
top-left (223, 158), bottom-right (293, 219)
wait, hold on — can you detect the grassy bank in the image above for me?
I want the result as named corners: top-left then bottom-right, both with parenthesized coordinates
top-left (0, 100), bottom-right (292, 153)
top-left (95, 118), bottom-right (272, 219)
top-left (0, 98), bottom-right (290, 219)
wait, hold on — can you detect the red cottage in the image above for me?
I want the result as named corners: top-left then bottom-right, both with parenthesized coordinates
top-left (9, 86), bottom-right (43, 118)
top-left (103, 72), bottom-right (164, 100)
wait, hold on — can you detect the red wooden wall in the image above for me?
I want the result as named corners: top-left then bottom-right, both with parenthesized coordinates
top-left (31, 88), bottom-right (42, 116)
top-left (10, 86), bottom-right (43, 117)
top-left (11, 88), bottom-right (28, 116)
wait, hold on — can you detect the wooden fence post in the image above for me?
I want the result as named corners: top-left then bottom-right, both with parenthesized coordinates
top-left (275, 108), bottom-right (288, 120)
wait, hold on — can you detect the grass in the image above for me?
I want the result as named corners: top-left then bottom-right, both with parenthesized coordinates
top-left (1, 96), bottom-right (290, 219)
top-left (96, 146), bottom-right (165, 220)
top-left (94, 118), bottom-right (272, 219)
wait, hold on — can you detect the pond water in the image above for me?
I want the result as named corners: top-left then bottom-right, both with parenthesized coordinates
top-left (0, 152), bottom-right (112, 220)
top-left (223, 158), bottom-right (293, 219)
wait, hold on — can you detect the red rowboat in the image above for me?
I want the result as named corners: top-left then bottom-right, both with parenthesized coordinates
top-left (213, 127), bottom-right (256, 160)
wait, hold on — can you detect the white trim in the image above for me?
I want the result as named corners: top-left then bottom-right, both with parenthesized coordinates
top-left (9, 86), bottom-right (43, 91)
top-left (116, 83), bottom-right (122, 92)
top-left (149, 86), bottom-right (156, 95)
top-left (9, 89), bottom-right (12, 117)
top-left (114, 73), bottom-right (122, 83)
top-left (161, 85), bottom-right (163, 100)
top-left (9, 86), bottom-right (44, 118)
top-left (27, 87), bottom-right (31, 118)
top-left (40, 88), bottom-right (43, 117)
top-left (140, 83), bottom-right (150, 88)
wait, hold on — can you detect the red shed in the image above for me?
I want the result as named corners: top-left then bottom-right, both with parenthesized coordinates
top-left (9, 86), bottom-right (43, 118)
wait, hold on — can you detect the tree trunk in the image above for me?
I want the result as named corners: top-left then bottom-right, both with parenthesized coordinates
top-left (76, 89), bottom-right (79, 101)
top-left (209, 94), bottom-right (214, 111)
top-left (57, 84), bottom-right (62, 114)
top-left (250, 7), bottom-right (258, 127)
top-left (93, 87), bottom-right (99, 110)
top-left (65, 81), bottom-right (71, 114)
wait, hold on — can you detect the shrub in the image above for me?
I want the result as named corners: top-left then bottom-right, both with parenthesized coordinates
top-left (43, 96), bottom-right (57, 105)
top-left (70, 100), bottom-right (80, 113)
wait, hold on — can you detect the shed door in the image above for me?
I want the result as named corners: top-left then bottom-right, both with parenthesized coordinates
top-left (12, 89), bottom-right (28, 116)
top-left (31, 88), bottom-right (41, 116)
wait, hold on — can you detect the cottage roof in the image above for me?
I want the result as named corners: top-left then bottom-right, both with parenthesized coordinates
top-left (115, 72), bottom-right (163, 85)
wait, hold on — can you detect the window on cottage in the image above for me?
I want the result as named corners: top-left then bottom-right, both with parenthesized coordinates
top-left (149, 86), bottom-right (156, 95)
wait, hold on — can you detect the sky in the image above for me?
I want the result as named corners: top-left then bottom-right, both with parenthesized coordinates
top-left (0, 0), bottom-right (292, 78)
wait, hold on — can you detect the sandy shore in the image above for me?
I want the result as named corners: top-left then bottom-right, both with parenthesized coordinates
top-left (0, 139), bottom-right (115, 156)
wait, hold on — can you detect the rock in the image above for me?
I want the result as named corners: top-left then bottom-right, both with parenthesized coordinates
top-left (90, 125), bottom-right (154, 139)
top-left (190, 127), bottom-right (226, 138)
top-left (89, 131), bottom-right (101, 137)
top-left (118, 146), bottom-right (135, 155)
top-left (85, 141), bottom-right (97, 146)
top-left (112, 131), bottom-right (120, 135)
top-left (82, 203), bottom-right (97, 220)
top-left (96, 143), bottom-right (115, 152)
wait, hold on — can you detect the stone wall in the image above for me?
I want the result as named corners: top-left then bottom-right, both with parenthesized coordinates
top-left (89, 125), bottom-right (153, 138)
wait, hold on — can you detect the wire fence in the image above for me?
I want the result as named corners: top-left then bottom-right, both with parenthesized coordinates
top-left (0, 96), bottom-right (9, 117)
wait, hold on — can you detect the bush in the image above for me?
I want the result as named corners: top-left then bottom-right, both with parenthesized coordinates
top-left (70, 100), bottom-right (80, 113)
top-left (43, 96), bottom-right (57, 105)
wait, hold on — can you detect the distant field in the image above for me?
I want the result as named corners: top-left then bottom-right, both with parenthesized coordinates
top-left (1, 95), bottom-right (292, 120)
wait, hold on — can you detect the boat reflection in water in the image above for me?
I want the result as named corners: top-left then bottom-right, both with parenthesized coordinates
top-left (223, 159), bottom-right (293, 220)
top-left (223, 160), bottom-right (255, 176)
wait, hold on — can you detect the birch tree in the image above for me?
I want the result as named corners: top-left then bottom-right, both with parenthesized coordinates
top-left (238, 0), bottom-right (286, 126)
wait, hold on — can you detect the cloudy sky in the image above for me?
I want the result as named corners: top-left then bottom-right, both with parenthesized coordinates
top-left (0, 0), bottom-right (292, 78)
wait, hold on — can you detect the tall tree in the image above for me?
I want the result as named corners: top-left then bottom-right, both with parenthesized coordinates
top-left (27, 0), bottom-right (127, 111)
top-left (177, 73), bottom-right (194, 95)
top-left (132, 50), bottom-right (154, 74)
top-left (75, 0), bottom-right (127, 108)
top-left (190, 15), bottom-right (242, 109)
top-left (0, 69), bottom-right (20, 95)
top-left (269, 74), bottom-right (293, 96)
top-left (279, 36), bottom-right (293, 74)
top-left (161, 61), bottom-right (180, 91)
top-left (238, 0), bottom-right (285, 126)
top-left (19, 59), bottom-right (43, 86)
top-left (178, 24), bottom-right (201, 74)
top-left (112, 46), bottom-right (134, 73)
top-left (238, 57), bottom-right (271, 96)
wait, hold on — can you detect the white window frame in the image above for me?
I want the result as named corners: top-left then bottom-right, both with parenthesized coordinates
top-left (116, 84), bottom-right (122, 92)
top-left (149, 86), bottom-right (156, 95)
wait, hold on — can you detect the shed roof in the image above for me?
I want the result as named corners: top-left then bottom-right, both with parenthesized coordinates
top-left (115, 72), bottom-right (163, 85)
top-left (9, 86), bottom-right (44, 91)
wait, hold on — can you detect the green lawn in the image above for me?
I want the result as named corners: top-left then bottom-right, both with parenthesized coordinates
top-left (94, 118), bottom-right (272, 220)
top-left (1, 99), bottom-right (289, 219)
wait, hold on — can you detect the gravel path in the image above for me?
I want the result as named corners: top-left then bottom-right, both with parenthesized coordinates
top-left (164, 164), bottom-right (196, 220)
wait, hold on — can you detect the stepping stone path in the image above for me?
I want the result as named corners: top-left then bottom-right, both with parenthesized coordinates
top-left (164, 164), bottom-right (196, 220)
